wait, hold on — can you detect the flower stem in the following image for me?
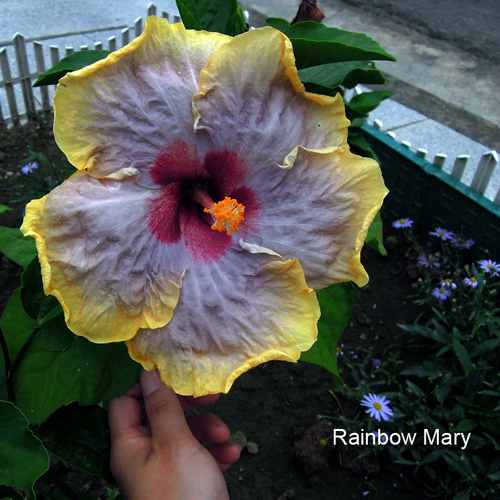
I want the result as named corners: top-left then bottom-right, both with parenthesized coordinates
top-left (0, 325), bottom-right (14, 402)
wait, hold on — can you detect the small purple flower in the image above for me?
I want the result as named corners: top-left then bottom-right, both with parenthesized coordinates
top-left (463, 277), bottom-right (478, 288)
top-left (372, 358), bottom-right (381, 368)
top-left (430, 227), bottom-right (454, 241)
top-left (478, 259), bottom-right (500, 277)
top-left (417, 254), bottom-right (441, 268)
top-left (360, 393), bottom-right (393, 422)
top-left (451, 237), bottom-right (475, 249)
top-left (431, 287), bottom-right (451, 300)
top-left (392, 218), bottom-right (413, 228)
top-left (441, 279), bottom-right (457, 290)
top-left (21, 162), bottom-right (38, 174)
top-left (336, 344), bottom-right (344, 356)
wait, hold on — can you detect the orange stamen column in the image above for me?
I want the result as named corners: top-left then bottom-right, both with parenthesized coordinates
top-left (192, 187), bottom-right (245, 236)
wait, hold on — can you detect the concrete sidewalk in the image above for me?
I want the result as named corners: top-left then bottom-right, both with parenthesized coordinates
top-left (1, 0), bottom-right (498, 201)
top-left (244, 0), bottom-right (500, 202)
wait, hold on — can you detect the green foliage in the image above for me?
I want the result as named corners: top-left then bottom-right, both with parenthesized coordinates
top-left (336, 223), bottom-right (500, 499)
top-left (345, 90), bottom-right (393, 121)
top-left (0, 402), bottom-right (50, 499)
top-left (14, 314), bottom-right (140, 426)
top-left (365, 212), bottom-right (387, 256)
top-left (301, 283), bottom-right (355, 383)
top-left (33, 50), bottom-right (110, 87)
top-left (37, 404), bottom-right (114, 481)
top-left (0, 253), bottom-right (141, 424)
top-left (298, 60), bottom-right (387, 93)
top-left (176, 0), bottom-right (247, 35)
top-left (0, 227), bottom-right (37, 267)
top-left (267, 21), bottom-right (396, 69)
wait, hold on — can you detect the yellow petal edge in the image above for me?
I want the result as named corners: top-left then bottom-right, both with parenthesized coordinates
top-left (127, 258), bottom-right (320, 397)
top-left (20, 186), bottom-right (182, 343)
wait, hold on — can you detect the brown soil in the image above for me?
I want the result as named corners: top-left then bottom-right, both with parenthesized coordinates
top-left (1, 120), bottom-right (425, 499)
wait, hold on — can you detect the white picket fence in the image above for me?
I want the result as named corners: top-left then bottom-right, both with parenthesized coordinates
top-left (0, 4), bottom-right (178, 127)
top-left (0, 4), bottom-right (499, 207)
top-left (371, 119), bottom-right (500, 205)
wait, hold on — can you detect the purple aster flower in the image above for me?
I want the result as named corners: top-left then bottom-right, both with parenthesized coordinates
top-left (431, 287), bottom-right (451, 300)
top-left (21, 162), bottom-right (38, 174)
top-left (451, 237), bottom-right (474, 249)
top-left (372, 358), bottom-right (381, 368)
top-left (417, 254), bottom-right (441, 268)
top-left (463, 277), bottom-right (478, 288)
top-left (392, 218), bottom-right (413, 228)
top-left (360, 393), bottom-right (393, 422)
top-left (429, 227), bottom-right (454, 241)
top-left (478, 259), bottom-right (500, 277)
top-left (441, 279), bottom-right (457, 290)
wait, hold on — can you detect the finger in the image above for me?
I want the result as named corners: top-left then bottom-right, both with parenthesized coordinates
top-left (140, 369), bottom-right (191, 446)
top-left (178, 393), bottom-right (221, 413)
top-left (186, 413), bottom-right (230, 443)
top-left (108, 382), bottom-right (146, 442)
top-left (207, 443), bottom-right (241, 472)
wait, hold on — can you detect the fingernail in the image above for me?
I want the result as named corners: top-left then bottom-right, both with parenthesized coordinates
top-left (140, 369), bottom-right (161, 397)
top-left (213, 416), bottom-right (229, 430)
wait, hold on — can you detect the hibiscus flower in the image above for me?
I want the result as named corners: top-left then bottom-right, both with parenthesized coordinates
top-left (21, 17), bottom-right (388, 396)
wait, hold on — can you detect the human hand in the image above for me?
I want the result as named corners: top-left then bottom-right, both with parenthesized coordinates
top-left (108, 370), bottom-right (241, 500)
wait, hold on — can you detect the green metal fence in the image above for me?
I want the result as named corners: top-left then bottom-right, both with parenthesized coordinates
top-left (360, 124), bottom-right (500, 260)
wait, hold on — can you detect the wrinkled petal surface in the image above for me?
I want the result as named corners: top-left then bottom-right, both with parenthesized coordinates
top-left (54, 17), bottom-right (230, 180)
top-left (242, 146), bottom-right (388, 288)
top-left (21, 171), bottom-right (186, 342)
top-left (193, 27), bottom-right (349, 167)
top-left (127, 252), bottom-right (319, 396)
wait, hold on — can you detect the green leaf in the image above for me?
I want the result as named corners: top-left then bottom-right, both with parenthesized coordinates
top-left (265, 17), bottom-right (291, 32)
top-left (33, 50), bottom-right (110, 87)
top-left (298, 61), bottom-right (386, 92)
top-left (282, 22), bottom-right (396, 69)
top-left (406, 380), bottom-right (425, 398)
top-left (176, 0), bottom-right (247, 36)
top-left (470, 338), bottom-right (500, 359)
top-left (20, 258), bottom-right (61, 322)
top-left (488, 471), bottom-right (500, 481)
top-left (452, 339), bottom-right (472, 375)
top-left (14, 315), bottom-right (141, 425)
top-left (175, 0), bottom-right (202, 30)
top-left (0, 205), bottom-right (12, 215)
top-left (0, 227), bottom-right (37, 267)
top-left (348, 90), bottom-right (393, 115)
top-left (365, 212), bottom-right (387, 255)
top-left (397, 323), bottom-right (448, 344)
top-left (301, 282), bottom-right (354, 378)
top-left (348, 133), bottom-right (379, 161)
top-left (0, 288), bottom-right (37, 364)
top-left (452, 419), bottom-right (477, 433)
top-left (400, 359), bottom-right (449, 378)
top-left (420, 449), bottom-right (447, 464)
top-left (38, 404), bottom-right (113, 482)
top-left (0, 401), bottom-right (50, 499)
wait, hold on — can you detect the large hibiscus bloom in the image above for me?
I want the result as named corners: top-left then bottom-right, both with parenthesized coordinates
top-left (21, 17), bottom-right (387, 396)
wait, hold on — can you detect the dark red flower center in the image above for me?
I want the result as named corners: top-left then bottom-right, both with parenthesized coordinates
top-left (147, 141), bottom-right (258, 262)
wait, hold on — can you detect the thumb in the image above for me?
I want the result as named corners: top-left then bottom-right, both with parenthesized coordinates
top-left (140, 370), bottom-right (191, 446)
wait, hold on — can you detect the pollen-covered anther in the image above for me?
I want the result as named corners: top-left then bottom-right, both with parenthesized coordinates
top-left (204, 196), bottom-right (245, 236)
